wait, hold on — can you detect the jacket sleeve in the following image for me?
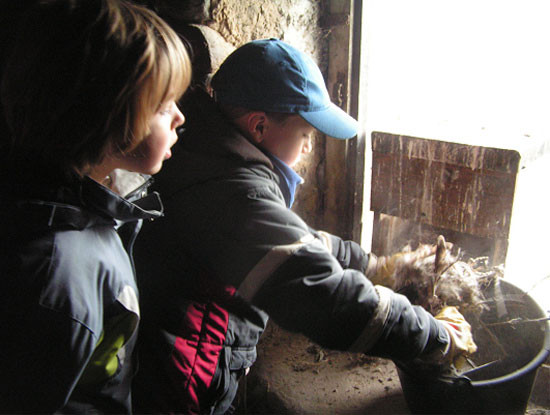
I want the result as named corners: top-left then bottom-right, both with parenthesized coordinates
top-left (239, 233), bottom-right (448, 360)
top-left (1, 301), bottom-right (97, 412)
top-left (311, 228), bottom-right (371, 273)
top-left (180, 181), bottom-right (448, 361)
top-left (0, 234), bottom-right (100, 412)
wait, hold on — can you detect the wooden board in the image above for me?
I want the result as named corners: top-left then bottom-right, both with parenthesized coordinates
top-left (371, 132), bottom-right (520, 239)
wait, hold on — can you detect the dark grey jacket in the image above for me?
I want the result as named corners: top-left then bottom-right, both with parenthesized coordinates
top-left (0, 173), bottom-right (162, 413)
top-left (133, 90), bottom-right (449, 414)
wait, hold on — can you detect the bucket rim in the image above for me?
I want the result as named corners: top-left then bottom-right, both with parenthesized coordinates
top-left (467, 279), bottom-right (550, 387)
top-left (469, 318), bottom-right (550, 387)
top-left (397, 279), bottom-right (550, 387)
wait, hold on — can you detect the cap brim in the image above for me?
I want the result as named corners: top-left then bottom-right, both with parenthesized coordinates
top-left (299, 103), bottom-right (358, 139)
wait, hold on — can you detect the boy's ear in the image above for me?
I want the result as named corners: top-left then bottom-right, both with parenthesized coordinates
top-left (246, 112), bottom-right (267, 144)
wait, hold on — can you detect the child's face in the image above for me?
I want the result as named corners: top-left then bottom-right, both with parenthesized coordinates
top-left (261, 115), bottom-right (314, 167)
top-left (118, 100), bottom-right (184, 175)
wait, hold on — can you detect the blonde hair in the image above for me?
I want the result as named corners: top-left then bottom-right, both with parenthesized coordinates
top-left (1, 0), bottom-right (191, 178)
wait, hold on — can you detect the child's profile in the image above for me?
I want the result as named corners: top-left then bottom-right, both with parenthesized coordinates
top-left (0, 0), bottom-right (191, 412)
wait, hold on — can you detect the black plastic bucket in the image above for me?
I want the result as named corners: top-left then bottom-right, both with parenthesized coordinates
top-left (397, 279), bottom-right (550, 415)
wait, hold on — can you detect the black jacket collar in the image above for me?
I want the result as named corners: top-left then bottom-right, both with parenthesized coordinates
top-left (6, 176), bottom-right (163, 232)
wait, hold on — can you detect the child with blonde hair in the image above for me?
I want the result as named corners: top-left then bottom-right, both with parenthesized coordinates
top-left (0, 0), bottom-right (190, 412)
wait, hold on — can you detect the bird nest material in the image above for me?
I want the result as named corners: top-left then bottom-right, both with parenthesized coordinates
top-left (389, 235), bottom-right (504, 316)
top-left (388, 236), bottom-right (550, 380)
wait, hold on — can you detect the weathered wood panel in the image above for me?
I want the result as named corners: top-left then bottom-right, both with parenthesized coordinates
top-left (371, 132), bottom-right (520, 239)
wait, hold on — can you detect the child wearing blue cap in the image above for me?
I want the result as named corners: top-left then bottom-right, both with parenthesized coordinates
top-left (133, 38), bottom-right (475, 414)
top-left (0, 0), bottom-right (189, 412)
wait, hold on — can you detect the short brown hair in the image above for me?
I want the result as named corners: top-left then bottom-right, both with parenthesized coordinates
top-left (1, 0), bottom-right (191, 177)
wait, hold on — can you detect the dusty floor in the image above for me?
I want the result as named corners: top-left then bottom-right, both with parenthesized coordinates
top-left (235, 323), bottom-right (410, 414)
top-left (233, 323), bottom-right (549, 415)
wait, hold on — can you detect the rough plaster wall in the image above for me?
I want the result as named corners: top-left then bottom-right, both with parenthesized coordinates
top-left (207, 0), bottom-right (328, 227)
top-left (209, 1), bottom-right (323, 57)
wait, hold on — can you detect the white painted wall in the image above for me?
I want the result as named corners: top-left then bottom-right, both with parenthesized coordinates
top-left (360, 0), bottom-right (550, 310)
top-left (361, 0), bottom-right (550, 141)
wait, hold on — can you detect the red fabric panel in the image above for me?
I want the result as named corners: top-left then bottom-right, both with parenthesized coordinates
top-left (169, 285), bottom-right (236, 414)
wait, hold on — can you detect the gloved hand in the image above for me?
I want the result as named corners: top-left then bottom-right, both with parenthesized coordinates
top-left (364, 253), bottom-right (401, 289)
top-left (433, 306), bottom-right (477, 368)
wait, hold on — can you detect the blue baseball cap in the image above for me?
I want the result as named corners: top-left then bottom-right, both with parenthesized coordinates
top-left (211, 38), bottom-right (358, 139)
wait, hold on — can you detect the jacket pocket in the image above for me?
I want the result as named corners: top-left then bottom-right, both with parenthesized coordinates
top-left (209, 345), bottom-right (256, 414)
top-left (228, 346), bottom-right (256, 371)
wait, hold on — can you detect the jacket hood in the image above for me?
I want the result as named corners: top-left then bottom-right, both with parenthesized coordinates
top-left (156, 88), bottom-right (275, 194)
top-left (181, 88), bottom-right (272, 164)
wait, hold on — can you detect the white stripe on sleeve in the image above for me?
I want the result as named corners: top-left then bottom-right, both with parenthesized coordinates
top-left (238, 233), bottom-right (319, 302)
